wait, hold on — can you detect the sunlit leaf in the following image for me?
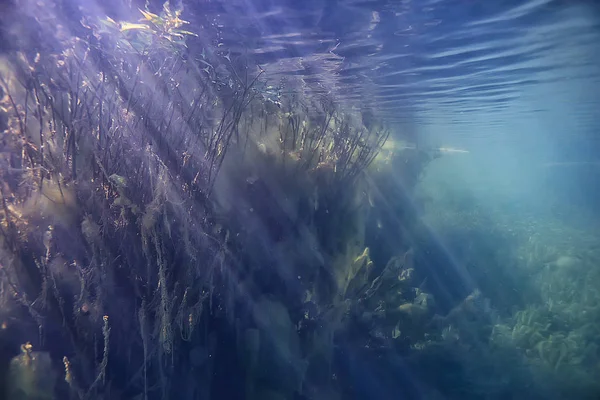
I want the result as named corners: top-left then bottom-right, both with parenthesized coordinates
top-left (172, 16), bottom-right (189, 27)
top-left (104, 17), bottom-right (118, 27)
top-left (139, 9), bottom-right (159, 22)
top-left (96, 17), bottom-right (119, 34)
top-left (120, 22), bottom-right (150, 32)
top-left (172, 29), bottom-right (197, 37)
top-left (163, 2), bottom-right (174, 17)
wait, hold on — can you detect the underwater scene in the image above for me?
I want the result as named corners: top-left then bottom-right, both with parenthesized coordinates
top-left (0, 0), bottom-right (599, 399)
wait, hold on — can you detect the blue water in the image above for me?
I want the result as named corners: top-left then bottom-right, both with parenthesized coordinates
top-left (207, 2), bottom-right (600, 398)
top-left (2, 0), bottom-right (600, 399)
top-left (207, 0), bottom-right (600, 215)
top-left (213, 1), bottom-right (599, 132)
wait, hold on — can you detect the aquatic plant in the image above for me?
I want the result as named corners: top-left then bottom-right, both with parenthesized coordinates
top-left (0, 0), bottom-right (406, 398)
top-left (417, 170), bottom-right (600, 398)
top-left (94, 3), bottom-right (197, 54)
top-left (0, 0), bottom-right (482, 398)
top-left (7, 342), bottom-right (57, 399)
top-left (0, 0), bottom-right (266, 397)
top-left (275, 95), bottom-right (390, 188)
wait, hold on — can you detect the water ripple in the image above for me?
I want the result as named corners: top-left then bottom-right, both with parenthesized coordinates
top-left (195, 0), bottom-right (600, 141)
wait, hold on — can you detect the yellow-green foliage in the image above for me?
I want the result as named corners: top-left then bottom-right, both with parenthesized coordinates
top-left (8, 179), bottom-right (78, 230)
top-left (420, 169), bottom-right (600, 395)
top-left (95, 2), bottom-right (196, 53)
top-left (7, 343), bottom-right (57, 400)
top-left (334, 246), bottom-right (373, 300)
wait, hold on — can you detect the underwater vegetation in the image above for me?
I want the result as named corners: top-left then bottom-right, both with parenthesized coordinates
top-left (417, 170), bottom-right (600, 399)
top-left (0, 1), bottom-right (411, 399)
top-left (1, 1), bottom-right (599, 400)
